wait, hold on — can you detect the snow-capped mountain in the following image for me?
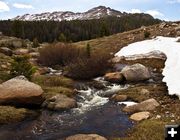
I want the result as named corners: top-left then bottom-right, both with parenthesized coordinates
top-left (12, 6), bottom-right (127, 21)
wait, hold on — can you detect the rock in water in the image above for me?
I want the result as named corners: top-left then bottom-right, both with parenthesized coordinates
top-left (110, 94), bottom-right (128, 102)
top-left (0, 76), bottom-right (44, 106)
top-left (65, 134), bottom-right (107, 140)
top-left (104, 72), bottom-right (125, 83)
top-left (130, 111), bottom-right (150, 121)
top-left (121, 63), bottom-right (151, 82)
top-left (123, 98), bottom-right (159, 113)
top-left (42, 94), bottom-right (77, 111)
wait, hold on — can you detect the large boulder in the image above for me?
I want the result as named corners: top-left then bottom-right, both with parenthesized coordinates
top-left (121, 63), bottom-right (151, 82)
top-left (123, 98), bottom-right (159, 113)
top-left (104, 72), bottom-right (125, 83)
top-left (66, 134), bottom-right (107, 140)
top-left (130, 111), bottom-right (150, 121)
top-left (0, 76), bottom-right (44, 106)
top-left (42, 94), bottom-right (77, 111)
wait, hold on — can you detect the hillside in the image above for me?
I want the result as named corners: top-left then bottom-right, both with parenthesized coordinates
top-left (0, 21), bottom-right (180, 140)
top-left (74, 22), bottom-right (180, 54)
top-left (0, 14), bottom-right (160, 43)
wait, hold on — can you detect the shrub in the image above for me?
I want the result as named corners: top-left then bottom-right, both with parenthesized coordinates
top-left (144, 31), bottom-right (150, 38)
top-left (65, 52), bottom-right (111, 80)
top-left (10, 55), bottom-right (36, 80)
top-left (86, 43), bottom-right (91, 58)
top-left (38, 43), bottom-right (85, 67)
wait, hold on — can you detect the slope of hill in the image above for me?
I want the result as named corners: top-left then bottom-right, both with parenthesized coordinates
top-left (74, 22), bottom-right (180, 54)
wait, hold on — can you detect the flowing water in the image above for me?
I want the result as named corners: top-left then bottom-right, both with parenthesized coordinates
top-left (0, 77), bottom-right (134, 140)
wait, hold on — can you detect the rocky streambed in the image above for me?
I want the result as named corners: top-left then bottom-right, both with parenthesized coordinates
top-left (0, 77), bottom-right (134, 140)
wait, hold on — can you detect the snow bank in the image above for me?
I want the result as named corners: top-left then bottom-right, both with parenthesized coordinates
top-left (115, 36), bottom-right (180, 98)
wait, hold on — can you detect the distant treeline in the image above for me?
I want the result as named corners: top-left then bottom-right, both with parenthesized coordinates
top-left (0, 14), bottom-right (160, 43)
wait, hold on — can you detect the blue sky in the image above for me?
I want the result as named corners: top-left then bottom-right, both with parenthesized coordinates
top-left (0, 0), bottom-right (179, 21)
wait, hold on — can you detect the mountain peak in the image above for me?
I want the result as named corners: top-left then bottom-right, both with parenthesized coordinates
top-left (12, 6), bottom-right (125, 21)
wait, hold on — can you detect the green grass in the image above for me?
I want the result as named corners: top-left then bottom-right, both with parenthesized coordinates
top-left (112, 119), bottom-right (167, 140)
top-left (0, 106), bottom-right (37, 124)
top-left (0, 53), bottom-right (13, 82)
top-left (32, 75), bottom-right (74, 88)
top-left (32, 75), bottom-right (75, 99)
top-left (117, 84), bottom-right (167, 102)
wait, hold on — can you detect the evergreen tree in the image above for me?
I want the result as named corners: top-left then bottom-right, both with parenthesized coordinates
top-left (86, 43), bottom-right (91, 58)
top-left (33, 38), bottom-right (39, 48)
top-left (10, 55), bottom-right (36, 80)
top-left (100, 22), bottom-right (110, 37)
top-left (58, 33), bottom-right (67, 42)
top-left (12, 20), bottom-right (23, 38)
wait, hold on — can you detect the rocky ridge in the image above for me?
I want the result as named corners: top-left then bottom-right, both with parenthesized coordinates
top-left (13, 6), bottom-right (142, 21)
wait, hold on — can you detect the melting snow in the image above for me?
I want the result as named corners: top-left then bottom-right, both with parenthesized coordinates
top-left (118, 101), bottom-right (137, 106)
top-left (115, 36), bottom-right (180, 98)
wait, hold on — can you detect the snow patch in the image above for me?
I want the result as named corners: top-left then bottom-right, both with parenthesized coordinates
top-left (115, 36), bottom-right (180, 98)
top-left (118, 101), bottom-right (137, 106)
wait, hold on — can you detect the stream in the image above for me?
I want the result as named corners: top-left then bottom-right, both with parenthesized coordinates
top-left (0, 77), bottom-right (134, 140)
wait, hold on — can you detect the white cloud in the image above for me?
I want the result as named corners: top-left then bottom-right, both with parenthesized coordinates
top-left (167, 0), bottom-right (180, 4)
top-left (145, 10), bottom-right (164, 17)
top-left (124, 9), bottom-right (165, 19)
top-left (13, 3), bottom-right (34, 9)
top-left (128, 9), bottom-right (142, 13)
top-left (0, 1), bottom-right (10, 12)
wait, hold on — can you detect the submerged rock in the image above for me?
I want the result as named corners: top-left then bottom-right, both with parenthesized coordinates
top-left (110, 94), bottom-right (128, 102)
top-left (65, 134), bottom-right (107, 140)
top-left (104, 72), bottom-right (125, 83)
top-left (121, 63), bottom-right (151, 82)
top-left (130, 111), bottom-right (150, 121)
top-left (0, 76), bottom-right (44, 106)
top-left (123, 98), bottom-right (159, 113)
top-left (42, 94), bottom-right (77, 111)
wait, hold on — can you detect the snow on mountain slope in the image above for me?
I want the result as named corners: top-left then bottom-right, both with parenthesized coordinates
top-left (12, 6), bottom-right (125, 21)
top-left (115, 36), bottom-right (180, 98)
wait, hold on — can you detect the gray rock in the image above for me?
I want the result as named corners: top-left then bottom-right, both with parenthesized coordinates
top-left (0, 47), bottom-right (12, 56)
top-left (42, 94), bottom-right (77, 111)
top-left (130, 111), bottom-right (150, 121)
top-left (14, 48), bottom-right (29, 55)
top-left (121, 63), bottom-right (151, 82)
top-left (12, 40), bottom-right (23, 48)
top-left (65, 134), bottom-right (107, 140)
top-left (123, 98), bottom-right (159, 113)
top-left (104, 72), bottom-right (125, 83)
top-left (110, 94), bottom-right (128, 102)
top-left (0, 76), bottom-right (44, 106)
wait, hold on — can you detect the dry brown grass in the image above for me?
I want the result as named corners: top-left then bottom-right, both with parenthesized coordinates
top-left (74, 23), bottom-right (176, 55)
